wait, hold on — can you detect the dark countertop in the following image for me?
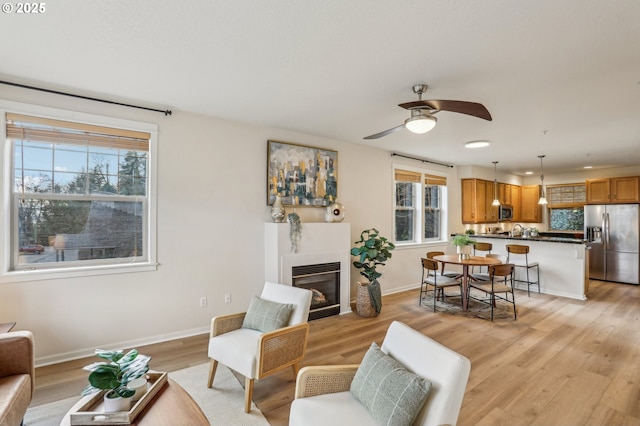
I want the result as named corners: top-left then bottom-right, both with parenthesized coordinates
top-left (455, 233), bottom-right (587, 244)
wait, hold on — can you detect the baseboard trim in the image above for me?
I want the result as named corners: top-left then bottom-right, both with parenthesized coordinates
top-left (34, 326), bottom-right (209, 367)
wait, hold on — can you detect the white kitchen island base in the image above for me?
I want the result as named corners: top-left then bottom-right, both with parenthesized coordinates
top-left (472, 236), bottom-right (588, 300)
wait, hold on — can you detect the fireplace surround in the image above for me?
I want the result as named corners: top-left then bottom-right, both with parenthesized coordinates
top-left (265, 223), bottom-right (351, 317)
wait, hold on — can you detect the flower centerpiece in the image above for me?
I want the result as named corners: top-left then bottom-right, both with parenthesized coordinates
top-left (451, 234), bottom-right (476, 260)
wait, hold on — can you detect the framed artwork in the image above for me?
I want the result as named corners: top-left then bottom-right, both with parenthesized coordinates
top-left (267, 140), bottom-right (338, 206)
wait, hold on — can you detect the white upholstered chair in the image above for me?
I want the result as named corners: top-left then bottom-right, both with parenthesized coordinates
top-left (207, 281), bottom-right (312, 412)
top-left (289, 321), bottom-right (471, 426)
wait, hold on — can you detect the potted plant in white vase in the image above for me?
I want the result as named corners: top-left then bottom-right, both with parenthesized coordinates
top-left (452, 234), bottom-right (476, 260)
top-left (350, 228), bottom-right (395, 317)
top-left (82, 349), bottom-right (151, 412)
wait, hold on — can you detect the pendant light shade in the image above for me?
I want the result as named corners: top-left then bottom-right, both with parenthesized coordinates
top-left (491, 161), bottom-right (500, 206)
top-left (538, 155), bottom-right (548, 205)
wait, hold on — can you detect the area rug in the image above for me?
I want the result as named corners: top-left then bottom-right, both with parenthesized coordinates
top-left (420, 289), bottom-right (517, 320)
top-left (24, 363), bottom-right (270, 426)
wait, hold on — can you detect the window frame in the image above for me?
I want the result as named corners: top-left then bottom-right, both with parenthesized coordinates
top-left (0, 100), bottom-right (158, 284)
top-left (393, 164), bottom-right (448, 246)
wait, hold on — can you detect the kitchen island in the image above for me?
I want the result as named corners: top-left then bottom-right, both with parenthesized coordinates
top-left (456, 233), bottom-right (588, 300)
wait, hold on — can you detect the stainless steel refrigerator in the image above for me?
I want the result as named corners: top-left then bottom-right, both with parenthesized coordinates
top-left (585, 204), bottom-right (640, 284)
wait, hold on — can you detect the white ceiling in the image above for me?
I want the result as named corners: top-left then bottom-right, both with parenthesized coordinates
top-left (2, 0), bottom-right (639, 175)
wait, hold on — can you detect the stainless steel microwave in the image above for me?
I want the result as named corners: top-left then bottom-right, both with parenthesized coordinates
top-left (498, 205), bottom-right (513, 221)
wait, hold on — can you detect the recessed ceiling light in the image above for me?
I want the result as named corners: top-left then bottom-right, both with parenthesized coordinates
top-left (464, 140), bottom-right (490, 148)
top-left (584, 166), bottom-right (593, 169)
top-left (525, 171), bottom-right (534, 175)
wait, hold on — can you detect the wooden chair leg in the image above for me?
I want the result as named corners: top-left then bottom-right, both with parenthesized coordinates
top-left (292, 363), bottom-right (300, 377)
top-left (207, 359), bottom-right (218, 388)
top-left (244, 377), bottom-right (254, 413)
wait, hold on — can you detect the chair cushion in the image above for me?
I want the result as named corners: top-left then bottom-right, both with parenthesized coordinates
top-left (350, 342), bottom-right (431, 426)
top-left (208, 328), bottom-right (262, 378)
top-left (290, 391), bottom-right (377, 426)
top-left (241, 296), bottom-right (294, 333)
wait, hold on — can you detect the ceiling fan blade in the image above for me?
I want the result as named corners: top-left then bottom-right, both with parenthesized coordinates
top-left (399, 100), bottom-right (492, 121)
top-left (363, 123), bottom-right (405, 140)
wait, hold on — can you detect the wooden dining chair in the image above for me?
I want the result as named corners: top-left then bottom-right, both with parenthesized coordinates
top-left (426, 251), bottom-right (459, 278)
top-left (420, 258), bottom-right (463, 312)
top-left (471, 253), bottom-right (506, 282)
top-left (468, 263), bottom-right (517, 321)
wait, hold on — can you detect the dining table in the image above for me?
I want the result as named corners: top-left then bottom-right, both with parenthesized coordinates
top-left (433, 254), bottom-right (502, 311)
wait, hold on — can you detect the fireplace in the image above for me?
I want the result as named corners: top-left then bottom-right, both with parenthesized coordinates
top-left (292, 262), bottom-right (340, 320)
top-left (265, 222), bottom-right (351, 318)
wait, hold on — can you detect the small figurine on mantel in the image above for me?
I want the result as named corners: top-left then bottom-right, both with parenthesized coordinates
top-left (324, 201), bottom-right (345, 223)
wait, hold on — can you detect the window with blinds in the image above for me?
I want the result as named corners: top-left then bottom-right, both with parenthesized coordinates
top-left (394, 167), bottom-right (447, 243)
top-left (5, 111), bottom-right (155, 274)
top-left (546, 183), bottom-right (586, 231)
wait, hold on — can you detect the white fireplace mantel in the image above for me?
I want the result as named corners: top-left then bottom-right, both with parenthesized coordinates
top-left (265, 222), bottom-right (351, 315)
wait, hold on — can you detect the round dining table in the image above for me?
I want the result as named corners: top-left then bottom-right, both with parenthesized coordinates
top-left (433, 254), bottom-right (502, 311)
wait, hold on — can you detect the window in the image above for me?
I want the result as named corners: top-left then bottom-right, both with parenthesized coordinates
top-left (1, 102), bottom-right (157, 281)
top-left (394, 167), bottom-right (447, 244)
top-left (546, 184), bottom-right (585, 231)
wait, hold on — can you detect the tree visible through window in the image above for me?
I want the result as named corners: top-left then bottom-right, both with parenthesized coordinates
top-left (7, 112), bottom-right (151, 271)
top-left (394, 168), bottom-right (447, 244)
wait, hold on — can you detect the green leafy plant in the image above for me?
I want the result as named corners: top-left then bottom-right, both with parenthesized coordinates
top-left (81, 349), bottom-right (150, 399)
top-left (350, 228), bottom-right (395, 282)
top-left (465, 229), bottom-right (475, 235)
top-left (451, 234), bottom-right (477, 247)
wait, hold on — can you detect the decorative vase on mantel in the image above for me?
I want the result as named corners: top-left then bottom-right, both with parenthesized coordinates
top-left (270, 195), bottom-right (285, 223)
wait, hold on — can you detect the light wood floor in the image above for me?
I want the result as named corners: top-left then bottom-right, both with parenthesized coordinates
top-left (31, 279), bottom-right (640, 425)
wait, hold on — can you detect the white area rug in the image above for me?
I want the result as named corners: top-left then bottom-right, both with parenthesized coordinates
top-left (24, 363), bottom-right (270, 425)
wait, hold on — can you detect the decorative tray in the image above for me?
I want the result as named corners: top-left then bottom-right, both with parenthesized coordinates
top-left (69, 372), bottom-right (168, 425)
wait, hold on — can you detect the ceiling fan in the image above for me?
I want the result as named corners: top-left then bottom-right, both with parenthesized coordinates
top-left (363, 84), bottom-right (492, 140)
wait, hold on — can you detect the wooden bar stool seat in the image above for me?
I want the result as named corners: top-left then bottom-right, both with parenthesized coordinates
top-left (506, 244), bottom-right (540, 296)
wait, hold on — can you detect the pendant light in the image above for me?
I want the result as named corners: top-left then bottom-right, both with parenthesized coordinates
top-left (491, 161), bottom-right (500, 206)
top-left (538, 155), bottom-right (548, 205)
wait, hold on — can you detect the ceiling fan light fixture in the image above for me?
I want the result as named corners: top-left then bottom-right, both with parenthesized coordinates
top-left (405, 113), bottom-right (437, 134)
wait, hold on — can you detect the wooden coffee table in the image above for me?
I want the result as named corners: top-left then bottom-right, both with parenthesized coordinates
top-left (61, 379), bottom-right (208, 425)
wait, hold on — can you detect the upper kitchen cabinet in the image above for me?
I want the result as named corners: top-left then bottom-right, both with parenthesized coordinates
top-left (586, 177), bottom-right (639, 204)
top-left (511, 185), bottom-right (521, 221)
top-left (520, 185), bottom-right (542, 222)
top-left (462, 179), bottom-right (497, 224)
top-left (498, 183), bottom-right (512, 205)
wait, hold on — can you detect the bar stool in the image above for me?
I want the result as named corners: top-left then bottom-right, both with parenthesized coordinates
top-left (506, 244), bottom-right (540, 296)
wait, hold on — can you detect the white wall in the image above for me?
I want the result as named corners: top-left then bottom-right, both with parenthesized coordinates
top-left (0, 87), bottom-right (462, 364)
top-left (3, 86), bottom-right (635, 364)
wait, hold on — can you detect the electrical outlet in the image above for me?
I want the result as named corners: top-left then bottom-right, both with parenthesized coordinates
top-left (199, 296), bottom-right (207, 308)
top-left (224, 293), bottom-right (231, 304)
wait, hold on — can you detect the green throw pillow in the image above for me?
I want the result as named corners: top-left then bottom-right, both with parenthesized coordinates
top-left (350, 342), bottom-right (431, 426)
top-left (241, 296), bottom-right (294, 333)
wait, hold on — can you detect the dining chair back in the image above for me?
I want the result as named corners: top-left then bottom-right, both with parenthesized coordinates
top-left (420, 258), bottom-right (463, 312)
top-left (469, 263), bottom-right (517, 321)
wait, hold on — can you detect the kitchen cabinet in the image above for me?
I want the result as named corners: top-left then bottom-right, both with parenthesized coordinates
top-left (511, 185), bottom-right (521, 221)
top-left (586, 177), bottom-right (639, 204)
top-left (520, 185), bottom-right (542, 222)
top-left (461, 179), bottom-right (497, 224)
top-left (498, 183), bottom-right (512, 205)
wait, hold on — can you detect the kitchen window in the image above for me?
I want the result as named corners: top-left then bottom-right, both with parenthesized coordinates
top-left (546, 184), bottom-right (585, 231)
top-left (394, 167), bottom-right (448, 244)
top-left (1, 101), bottom-right (158, 282)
